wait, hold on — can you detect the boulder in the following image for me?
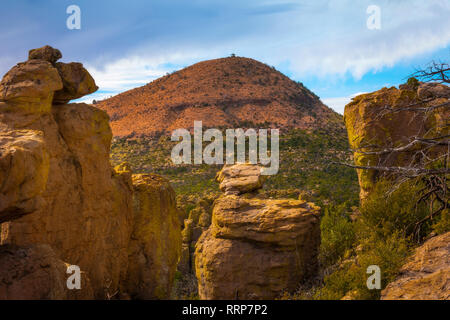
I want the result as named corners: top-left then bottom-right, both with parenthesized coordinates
top-left (215, 163), bottom-right (266, 195)
top-left (0, 60), bottom-right (62, 104)
top-left (417, 82), bottom-right (450, 99)
top-left (0, 244), bottom-right (94, 299)
top-left (125, 174), bottom-right (181, 299)
top-left (28, 45), bottom-right (62, 64)
top-left (211, 195), bottom-right (320, 249)
top-left (53, 62), bottom-right (98, 104)
top-left (381, 232), bottom-right (450, 300)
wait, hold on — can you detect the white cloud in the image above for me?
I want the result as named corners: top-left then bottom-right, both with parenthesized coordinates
top-left (265, 0), bottom-right (450, 80)
top-left (322, 92), bottom-right (367, 114)
top-left (63, 0), bottom-right (450, 104)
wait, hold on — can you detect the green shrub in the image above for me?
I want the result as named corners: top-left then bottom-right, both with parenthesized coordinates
top-left (316, 180), bottom-right (428, 300)
top-left (357, 181), bottom-right (430, 240)
top-left (433, 209), bottom-right (450, 234)
top-left (319, 203), bottom-right (356, 267)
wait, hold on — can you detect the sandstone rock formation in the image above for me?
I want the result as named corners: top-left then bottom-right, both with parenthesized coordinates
top-left (344, 80), bottom-right (450, 201)
top-left (125, 173), bottom-right (181, 299)
top-left (195, 164), bottom-right (320, 299)
top-left (0, 46), bottom-right (181, 300)
top-left (381, 232), bottom-right (450, 300)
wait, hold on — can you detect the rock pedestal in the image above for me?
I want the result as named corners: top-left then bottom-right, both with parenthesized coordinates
top-left (195, 164), bottom-right (320, 299)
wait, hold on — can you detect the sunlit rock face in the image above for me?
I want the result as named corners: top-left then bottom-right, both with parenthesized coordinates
top-left (0, 46), bottom-right (181, 300)
top-left (344, 80), bottom-right (450, 201)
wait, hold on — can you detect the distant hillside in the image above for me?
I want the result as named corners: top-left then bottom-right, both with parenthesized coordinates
top-left (101, 55), bottom-right (358, 226)
top-left (97, 56), bottom-right (342, 137)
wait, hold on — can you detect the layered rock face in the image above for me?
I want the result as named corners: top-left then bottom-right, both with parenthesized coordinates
top-left (195, 165), bottom-right (320, 299)
top-left (0, 46), bottom-right (181, 299)
top-left (381, 232), bottom-right (450, 300)
top-left (125, 173), bottom-right (181, 299)
top-left (344, 80), bottom-right (449, 201)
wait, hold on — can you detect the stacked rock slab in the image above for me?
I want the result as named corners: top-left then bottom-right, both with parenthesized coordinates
top-left (0, 46), bottom-right (181, 299)
top-left (195, 164), bottom-right (320, 299)
top-left (344, 80), bottom-right (450, 201)
top-left (216, 163), bottom-right (266, 195)
top-left (381, 232), bottom-right (450, 300)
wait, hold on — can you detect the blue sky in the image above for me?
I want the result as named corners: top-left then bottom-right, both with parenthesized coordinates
top-left (1, 0), bottom-right (449, 114)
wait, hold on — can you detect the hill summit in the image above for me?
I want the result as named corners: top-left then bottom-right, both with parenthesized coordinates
top-left (97, 56), bottom-right (340, 137)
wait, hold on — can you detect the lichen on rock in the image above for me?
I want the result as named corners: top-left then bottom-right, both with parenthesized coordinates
top-left (344, 81), bottom-right (449, 201)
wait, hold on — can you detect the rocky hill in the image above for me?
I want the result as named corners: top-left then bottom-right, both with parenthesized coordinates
top-left (97, 56), bottom-right (342, 137)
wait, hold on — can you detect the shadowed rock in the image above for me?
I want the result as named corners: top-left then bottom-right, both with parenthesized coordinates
top-left (0, 244), bottom-right (94, 299)
top-left (28, 45), bottom-right (62, 64)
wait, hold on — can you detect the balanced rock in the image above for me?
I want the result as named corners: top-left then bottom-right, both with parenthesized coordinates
top-left (215, 163), bottom-right (266, 195)
top-left (28, 45), bottom-right (62, 64)
top-left (125, 174), bottom-right (181, 299)
top-left (381, 232), bottom-right (450, 300)
top-left (195, 165), bottom-right (320, 299)
top-left (53, 62), bottom-right (98, 104)
top-left (211, 195), bottom-right (320, 249)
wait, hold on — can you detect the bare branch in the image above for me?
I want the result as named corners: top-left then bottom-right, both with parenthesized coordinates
top-left (334, 162), bottom-right (450, 177)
